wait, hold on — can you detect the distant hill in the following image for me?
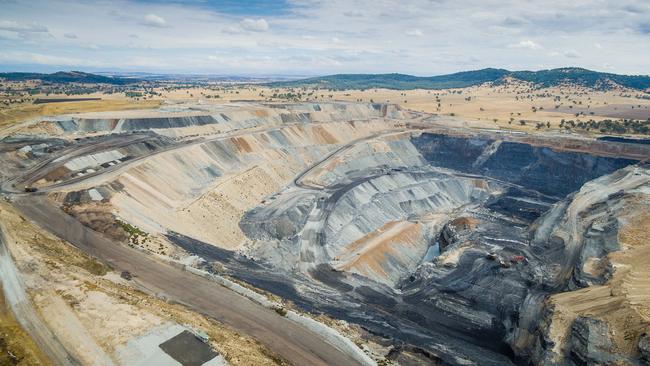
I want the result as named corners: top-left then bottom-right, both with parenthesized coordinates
top-left (0, 71), bottom-right (139, 85)
top-left (267, 68), bottom-right (650, 91)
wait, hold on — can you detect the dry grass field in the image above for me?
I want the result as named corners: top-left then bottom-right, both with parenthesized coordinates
top-left (148, 82), bottom-right (650, 134)
top-left (0, 98), bottom-right (162, 133)
top-left (2, 79), bottom-right (648, 136)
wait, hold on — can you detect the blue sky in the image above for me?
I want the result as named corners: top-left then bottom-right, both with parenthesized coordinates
top-left (1, 0), bottom-right (649, 76)
top-left (131, 0), bottom-right (293, 16)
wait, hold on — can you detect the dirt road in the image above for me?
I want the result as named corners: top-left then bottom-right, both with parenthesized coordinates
top-left (12, 195), bottom-right (364, 366)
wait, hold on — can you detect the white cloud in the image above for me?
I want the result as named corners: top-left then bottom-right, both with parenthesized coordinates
top-left (240, 18), bottom-right (268, 32)
top-left (0, 51), bottom-right (103, 66)
top-left (405, 29), bottom-right (423, 37)
top-left (342, 11), bottom-right (363, 18)
top-left (563, 49), bottom-right (581, 58)
top-left (509, 40), bottom-right (542, 50)
top-left (0, 20), bottom-right (50, 40)
top-left (501, 16), bottom-right (528, 27)
top-left (64, 32), bottom-right (78, 39)
top-left (141, 14), bottom-right (167, 28)
top-left (0, 20), bottom-right (48, 33)
top-left (594, 42), bottom-right (602, 49)
top-left (222, 26), bottom-right (242, 35)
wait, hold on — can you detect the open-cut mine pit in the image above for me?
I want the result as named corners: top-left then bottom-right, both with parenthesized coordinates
top-left (2, 102), bottom-right (649, 365)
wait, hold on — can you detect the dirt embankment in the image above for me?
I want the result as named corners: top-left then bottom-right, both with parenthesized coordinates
top-left (0, 288), bottom-right (50, 366)
top-left (547, 201), bottom-right (650, 361)
top-left (0, 201), bottom-right (289, 366)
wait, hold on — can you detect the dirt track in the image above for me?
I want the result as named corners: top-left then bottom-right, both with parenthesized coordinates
top-left (13, 195), bottom-right (363, 366)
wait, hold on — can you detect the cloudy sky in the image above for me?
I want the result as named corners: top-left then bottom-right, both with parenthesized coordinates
top-left (1, 0), bottom-right (649, 76)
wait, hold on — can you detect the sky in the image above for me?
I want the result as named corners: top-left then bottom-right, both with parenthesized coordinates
top-left (1, 0), bottom-right (649, 76)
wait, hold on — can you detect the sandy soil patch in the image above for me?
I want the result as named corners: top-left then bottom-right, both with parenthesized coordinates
top-left (333, 220), bottom-right (424, 285)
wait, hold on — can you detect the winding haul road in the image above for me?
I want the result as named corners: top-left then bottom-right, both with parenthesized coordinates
top-left (13, 195), bottom-right (364, 366)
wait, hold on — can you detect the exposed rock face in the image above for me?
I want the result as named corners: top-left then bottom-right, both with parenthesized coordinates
top-left (522, 169), bottom-right (650, 366)
top-left (438, 217), bottom-right (475, 251)
top-left (324, 173), bottom-right (493, 255)
top-left (47, 102), bottom-right (405, 136)
top-left (240, 194), bottom-right (315, 241)
top-left (234, 132), bottom-right (646, 364)
top-left (639, 333), bottom-right (650, 364)
top-left (570, 202), bottom-right (619, 288)
top-left (411, 133), bottom-right (636, 197)
top-left (569, 317), bottom-right (616, 366)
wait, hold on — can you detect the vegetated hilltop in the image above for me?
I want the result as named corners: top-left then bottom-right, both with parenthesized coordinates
top-left (0, 71), bottom-right (138, 85)
top-left (267, 67), bottom-right (650, 91)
